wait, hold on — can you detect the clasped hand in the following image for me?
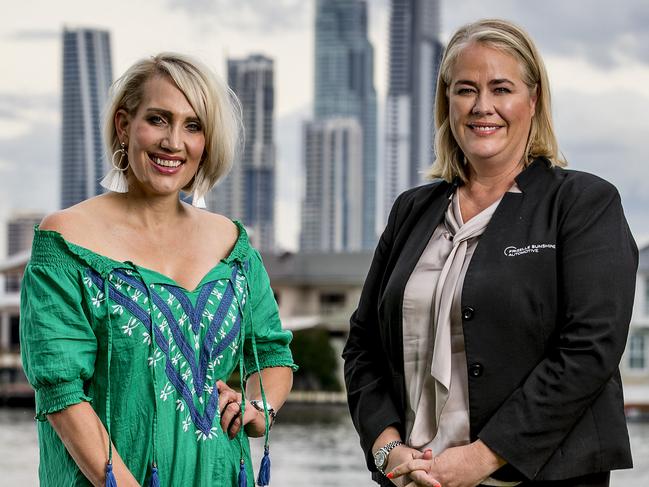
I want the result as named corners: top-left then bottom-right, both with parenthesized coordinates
top-left (387, 442), bottom-right (503, 487)
top-left (216, 380), bottom-right (266, 439)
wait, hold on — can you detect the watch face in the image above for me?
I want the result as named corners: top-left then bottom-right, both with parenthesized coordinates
top-left (374, 449), bottom-right (387, 469)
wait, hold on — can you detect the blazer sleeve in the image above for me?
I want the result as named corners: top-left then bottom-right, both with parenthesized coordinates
top-left (343, 191), bottom-right (405, 472)
top-left (478, 176), bottom-right (638, 479)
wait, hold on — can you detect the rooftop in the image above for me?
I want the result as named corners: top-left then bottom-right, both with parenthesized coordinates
top-left (0, 250), bottom-right (30, 274)
top-left (261, 251), bottom-right (373, 286)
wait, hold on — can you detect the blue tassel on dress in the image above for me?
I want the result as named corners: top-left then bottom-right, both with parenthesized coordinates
top-left (105, 462), bottom-right (118, 487)
top-left (149, 465), bottom-right (160, 487)
top-left (238, 459), bottom-right (247, 487)
top-left (257, 446), bottom-right (271, 486)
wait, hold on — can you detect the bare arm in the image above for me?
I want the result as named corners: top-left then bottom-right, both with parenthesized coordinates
top-left (244, 366), bottom-right (293, 436)
top-left (47, 402), bottom-right (140, 487)
top-left (217, 367), bottom-right (294, 439)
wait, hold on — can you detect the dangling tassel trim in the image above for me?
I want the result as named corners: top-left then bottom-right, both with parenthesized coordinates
top-left (149, 465), bottom-right (160, 487)
top-left (191, 168), bottom-right (207, 208)
top-left (100, 168), bottom-right (129, 193)
top-left (105, 461), bottom-right (118, 487)
top-left (238, 459), bottom-right (247, 487)
top-left (256, 446), bottom-right (271, 486)
top-left (192, 192), bottom-right (206, 208)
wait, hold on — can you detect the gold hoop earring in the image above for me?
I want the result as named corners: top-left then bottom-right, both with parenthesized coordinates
top-left (100, 142), bottom-right (129, 193)
top-left (111, 142), bottom-right (129, 172)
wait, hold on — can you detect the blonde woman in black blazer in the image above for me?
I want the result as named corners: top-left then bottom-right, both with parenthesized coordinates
top-left (343, 19), bottom-right (637, 487)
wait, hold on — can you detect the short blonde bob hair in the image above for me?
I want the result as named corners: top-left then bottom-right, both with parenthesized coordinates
top-left (428, 18), bottom-right (565, 182)
top-left (104, 52), bottom-right (242, 199)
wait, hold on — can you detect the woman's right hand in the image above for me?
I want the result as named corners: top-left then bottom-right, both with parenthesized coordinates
top-left (386, 446), bottom-right (431, 487)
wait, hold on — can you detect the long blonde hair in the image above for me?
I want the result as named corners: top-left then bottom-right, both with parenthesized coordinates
top-left (428, 19), bottom-right (565, 182)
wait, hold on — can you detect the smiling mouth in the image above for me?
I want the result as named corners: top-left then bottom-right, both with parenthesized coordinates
top-left (149, 154), bottom-right (183, 168)
top-left (468, 124), bottom-right (502, 132)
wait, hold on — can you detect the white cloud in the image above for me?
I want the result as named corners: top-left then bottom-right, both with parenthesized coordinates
top-left (443, 0), bottom-right (649, 67)
top-left (0, 120), bottom-right (31, 140)
top-left (553, 87), bottom-right (649, 239)
top-left (2, 0), bottom-right (649, 252)
top-left (548, 56), bottom-right (649, 98)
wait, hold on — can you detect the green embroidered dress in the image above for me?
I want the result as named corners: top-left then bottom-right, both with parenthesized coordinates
top-left (20, 222), bottom-right (296, 486)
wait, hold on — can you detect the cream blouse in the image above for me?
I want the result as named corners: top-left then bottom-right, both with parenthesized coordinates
top-left (402, 187), bottom-right (521, 487)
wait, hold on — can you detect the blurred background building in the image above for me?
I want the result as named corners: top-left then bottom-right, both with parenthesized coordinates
top-left (624, 244), bottom-right (649, 417)
top-left (6, 213), bottom-right (44, 257)
top-left (305, 0), bottom-right (378, 251)
top-left (208, 54), bottom-right (276, 251)
top-left (300, 118), bottom-right (364, 252)
top-left (383, 0), bottom-right (444, 222)
top-left (60, 27), bottom-right (113, 209)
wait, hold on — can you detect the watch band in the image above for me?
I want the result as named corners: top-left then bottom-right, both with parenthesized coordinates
top-left (375, 440), bottom-right (404, 474)
top-left (249, 399), bottom-right (276, 429)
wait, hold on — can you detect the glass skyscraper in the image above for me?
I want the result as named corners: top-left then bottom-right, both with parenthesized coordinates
top-left (7, 212), bottom-right (44, 256)
top-left (301, 118), bottom-right (364, 252)
top-left (60, 27), bottom-right (113, 209)
top-left (312, 0), bottom-right (377, 249)
top-left (208, 55), bottom-right (276, 251)
top-left (383, 0), bottom-right (443, 222)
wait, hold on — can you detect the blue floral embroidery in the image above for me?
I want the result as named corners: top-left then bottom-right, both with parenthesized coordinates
top-left (88, 264), bottom-right (246, 437)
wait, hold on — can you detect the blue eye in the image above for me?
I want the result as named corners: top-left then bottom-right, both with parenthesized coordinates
top-left (494, 87), bottom-right (511, 94)
top-left (457, 88), bottom-right (475, 95)
top-left (148, 115), bottom-right (165, 125)
top-left (186, 122), bottom-right (202, 133)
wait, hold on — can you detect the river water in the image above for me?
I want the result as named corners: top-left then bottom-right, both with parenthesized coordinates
top-left (1, 404), bottom-right (647, 486)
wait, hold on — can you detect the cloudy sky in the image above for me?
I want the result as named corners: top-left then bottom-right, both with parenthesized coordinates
top-left (2, 0), bottom-right (649, 256)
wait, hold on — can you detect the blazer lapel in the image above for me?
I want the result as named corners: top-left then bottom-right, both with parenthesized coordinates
top-left (380, 179), bottom-right (458, 382)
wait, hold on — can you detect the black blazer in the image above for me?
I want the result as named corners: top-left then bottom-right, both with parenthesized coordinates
top-left (343, 159), bottom-right (637, 484)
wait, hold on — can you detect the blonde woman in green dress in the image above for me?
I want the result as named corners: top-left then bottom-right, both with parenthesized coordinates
top-left (20, 53), bottom-right (296, 486)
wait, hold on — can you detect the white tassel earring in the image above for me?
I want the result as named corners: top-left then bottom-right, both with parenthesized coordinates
top-left (100, 142), bottom-right (129, 193)
top-left (191, 169), bottom-right (207, 208)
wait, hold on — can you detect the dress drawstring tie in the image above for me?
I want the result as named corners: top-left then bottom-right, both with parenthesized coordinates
top-left (103, 277), bottom-right (118, 487)
top-left (140, 271), bottom-right (161, 487)
top-left (103, 269), bottom-right (160, 486)
top-left (234, 261), bottom-right (273, 486)
top-left (230, 265), bottom-right (249, 486)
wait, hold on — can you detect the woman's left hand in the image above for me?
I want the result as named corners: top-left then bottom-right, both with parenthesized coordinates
top-left (389, 441), bottom-right (506, 487)
top-left (216, 380), bottom-right (264, 439)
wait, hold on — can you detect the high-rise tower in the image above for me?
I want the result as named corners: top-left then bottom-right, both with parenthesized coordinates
top-left (383, 0), bottom-right (443, 221)
top-left (60, 27), bottom-right (113, 209)
top-left (300, 118), bottom-right (364, 252)
top-left (6, 212), bottom-right (45, 257)
top-left (311, 0), bottom-right (378, 249)
top-left (208, 55), bottom-right (275, 251)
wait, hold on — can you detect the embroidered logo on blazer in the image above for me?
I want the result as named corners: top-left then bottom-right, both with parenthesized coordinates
top-left (504, 243), bottom-right (556, 257)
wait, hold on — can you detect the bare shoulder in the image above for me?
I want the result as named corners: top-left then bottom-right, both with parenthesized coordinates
top-left (196, 210), bottom-right (239, 246)
top-left (39, 196), bottom-right (112, 242)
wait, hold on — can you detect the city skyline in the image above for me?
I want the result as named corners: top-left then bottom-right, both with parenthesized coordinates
top-left (383, 0), bottom-right (444, 223)
top-left (6, 212), bottom-right (44, 257)
top-left (60, 27), bottom-right (113, 208)
top-left (301, 117), bottom-right (364, 252)
top-left (2, 0), bottom-right (649, 257)
top-left (208, 54), bottom-right (276, 251)
top-left (312, 0), bottom-right (378, 250)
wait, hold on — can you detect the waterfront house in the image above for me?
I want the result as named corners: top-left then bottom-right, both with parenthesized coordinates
top-left (3, 243), bottom-right (649, 412)
top-left (622, 241), bottom-right (649, 416)
top-left (0, 250), bottom-right (31, 403)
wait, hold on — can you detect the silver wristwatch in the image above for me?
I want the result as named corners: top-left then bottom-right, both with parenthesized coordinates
top-left (373, 440), bottom-right (404, 475)
top-left (249, 399), bottom-right (276, 429)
